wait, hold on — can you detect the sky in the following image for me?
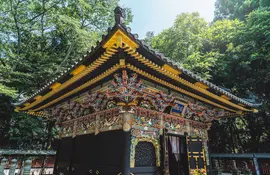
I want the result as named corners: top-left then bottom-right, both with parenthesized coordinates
top-left (119, 0), bottom-right (216, 39)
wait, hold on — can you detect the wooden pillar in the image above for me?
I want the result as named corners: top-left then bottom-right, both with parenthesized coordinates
top-left (122, 131), bottom-right (131, 175)
top-left (23, 159), bottom-right (32, 175)
top-left (163, 129), bottom-right (170, 175)
top-left (121, 107), bottom-right (133, 175)
top-left (0, 158), bottom-right (7, 175)
top-left (9, 159), bottom-right (17, 175)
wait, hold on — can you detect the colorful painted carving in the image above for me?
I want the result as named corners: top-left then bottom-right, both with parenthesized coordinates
top-left (75, 114), bottom-right (96, 135)
top-left (15, 8), bottom-right (257, 175)
top-left (107, 70), bottom-right (144, 104)
top-left (107, 70), bottom-right (175, 112)
top-left (47, 70), bottom-right (227, 129)
top-left (58, 106), bottom-right (212, 139)
top-left (184, 102), bottom-right (227, 123)
top-left (60, 120), bottom-right (74, 137)
top-left (134, 107), bottom-right (206, 134)
top-left (99, 108), bottom-right (122, 132)
top-left (81, 91), bottom-right (108, 111)
top-left (60, 108), bottom-right (121, 137)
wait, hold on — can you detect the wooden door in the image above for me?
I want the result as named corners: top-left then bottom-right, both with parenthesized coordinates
top-left (69, 134), bottom-right (97, 175)
top-left (54, 137), bottom-right (73, 175)
top-left (167, 134), bottom-right (189, 175)
top-left (186, 136), bottom-right (206, 174)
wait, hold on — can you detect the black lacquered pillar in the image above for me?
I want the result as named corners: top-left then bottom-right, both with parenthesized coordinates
top-left (122, 131), bottom-right (131, 175)
top-left (121, 107), bottom-right (133, 175)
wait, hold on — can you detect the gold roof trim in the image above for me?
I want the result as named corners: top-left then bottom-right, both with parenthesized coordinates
top-left (19, 47), bottom-right (117, 111)
top-left (31, 64), bottom-right (120, 112)
top-left (221, 95), bottom-right (232, 100)
top-left (71, 65), bottom-right (86, 76)
top-left (162, 64), bottom-right (181, 75)
top-left (50, 82), bottom-right (61, 90)
top-left (194, 82), bottom-right (208, 90)
top-left (103, 29), bottom-right (139, 49)
top-left (34, 95), bottom-right (43, 100)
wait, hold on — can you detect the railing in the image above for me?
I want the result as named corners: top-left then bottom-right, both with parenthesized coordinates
top-left (0, 149), bottom-right (56, 175)
top-left (210, 153), bottom-right (270, 175)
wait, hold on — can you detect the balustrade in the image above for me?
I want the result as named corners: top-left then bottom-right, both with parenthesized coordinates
top-left (23, 159), bottom-right (32, 175)
top-left (0, 150), bottom-right (55, 175)
top-left (210, 153), bottom-right (270, 175)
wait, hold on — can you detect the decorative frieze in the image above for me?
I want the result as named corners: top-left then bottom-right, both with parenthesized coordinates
top-left (59, 107), bottom-right (210, 138)
top-left (60, 108), bottom-right (121, 137)
top-left (134, 107), bottom-right (206, 136)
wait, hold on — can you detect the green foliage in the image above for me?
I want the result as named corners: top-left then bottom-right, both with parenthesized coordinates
top-left (181, 52), bottom-right (219, 80)
top-left (260, 0), bottom-right (270, 8)
top-left (152, 13), bottom-right (208, 60)
top-left (0, 0), bottom-right (132, 95)
top-left (8, 113), bottom-right (48, 149)
top-left (210, 8), bottom-right (270, 96)
top-left (209, 7), bottom-right (270, 153)
top-left (214, 0), bottom-right (260, 20)
top-left (0, 84), bottom-right (17, 98)
top-left (151, 12), bottom-right (215, 79)
top-left (203, 19), bottom-right (244, 53)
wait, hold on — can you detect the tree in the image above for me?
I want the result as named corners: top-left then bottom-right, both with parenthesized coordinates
top-left (214, 0), bottom-right (260, 20)
top-left (214, 0), bottom-right (269, 21)
top-left (208, 8), bottom-right (270, 153)
top-left (150, 12), bottom-right (217, 79)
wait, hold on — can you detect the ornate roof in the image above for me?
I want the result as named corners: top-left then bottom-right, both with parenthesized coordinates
top-left (15, 7), bottom-right (258, 116)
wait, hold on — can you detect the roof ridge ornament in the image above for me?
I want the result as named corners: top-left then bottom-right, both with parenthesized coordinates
top-left (114, 6), bottom-right (125, 25)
